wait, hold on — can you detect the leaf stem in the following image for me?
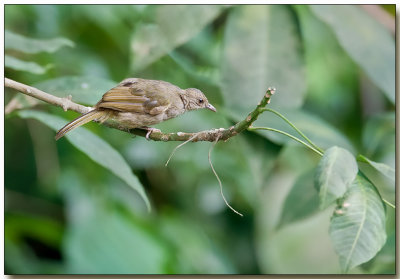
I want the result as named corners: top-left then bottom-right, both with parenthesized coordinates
top-left (382, 198), bottom-right (395, 209)
top-left (248, 126), bottom-right (323, 156)
top-left (262, 108), bottom-right (324, 154)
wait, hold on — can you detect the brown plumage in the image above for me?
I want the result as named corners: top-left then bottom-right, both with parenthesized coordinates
top-left (55, 78), bottom-right (216, 140)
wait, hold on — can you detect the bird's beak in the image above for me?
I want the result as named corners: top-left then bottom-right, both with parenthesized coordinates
top-left (206, 103), bottom-right (217, 112)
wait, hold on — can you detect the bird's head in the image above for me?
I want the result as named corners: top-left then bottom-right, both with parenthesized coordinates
top-left (183, 88), bottom-right (216, 112)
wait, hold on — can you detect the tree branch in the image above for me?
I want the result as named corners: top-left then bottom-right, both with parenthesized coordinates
top-left (5, 77), bottom-right (276, 142)
top-left (5, 78), bottom-right (91, 114)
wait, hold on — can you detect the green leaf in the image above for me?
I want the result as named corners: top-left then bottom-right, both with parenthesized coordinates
top-left (5, 55), bottom-right (51, 74)
top-left (310, 5), bottom-right (395, 104)
top-left (221, 5), bottom-right (306, 117)
top-left (131, 5), bottom-right (225, 71)
top-left (74, 5), bottom-right (142, 52)
top-left (329, 174), bottom-right (386, 272)
top-left (363, 232), bottom-right (395, 274)
top-left (34, 76), bottom-right (116, 105)
top-left (66, 212), bottom-right (168, 273)
top-left (362, 112), bottom-right (395, 165)
top-left (256, 145), bottom-right (339, 273)
top-left (358, 155), bottom-right (395, 183)
top-left (17, 110), bottom-right (150, 210)
top-left (5, 29), bottom-right (74, 54)
top-left (63, 187), bottom-right (167, 273)
top-left (251, 108), bottom-right (354, 152)
top-left (5, 213), bottom-right (63, 249)
top-left (294, 6), bottom-right (360, 129)
top-left (315, 146), bottom-right (358, 209)
top-left (159, 211), bottom-right (235, 273)
top-left (357, 155), bottom-right (395, 206)
top-left (279, 170), bottom-right (320, 228)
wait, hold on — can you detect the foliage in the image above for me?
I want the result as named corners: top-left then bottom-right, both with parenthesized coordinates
top-left (315, 146), bottom-right (358, 209)
top-left (4, 4), bottom-right (395, 274)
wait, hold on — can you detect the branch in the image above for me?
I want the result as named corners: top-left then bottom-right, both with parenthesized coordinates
top-left (5, 77), bottom-right (276, 142)
top-left (5, 78), bottom-right (91, 114)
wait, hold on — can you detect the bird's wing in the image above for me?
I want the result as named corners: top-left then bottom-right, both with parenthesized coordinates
top-left (96, 83), bottom-right (171, 115)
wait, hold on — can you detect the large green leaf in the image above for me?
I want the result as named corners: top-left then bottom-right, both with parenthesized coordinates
top-left (65, 209), bottom-right (168, 273)
top-left (60, 175), bottom-right (167, 274)
top-left (5, 29), bottom-right (74, 54)
top-left (329, 174), bottom-right (386, 272)
top-left (278, 170), bottom-right (320, 228)
top-left (315, 146), bottom-right (358, 209)
top-left (310, 5), bottom-right (395, 104)
top-left (5, 55), bottom-right (51, 74)
top-left (131, 5), bottom-right (225, 71)
top-left (18, 110), bottom-right (150, 210)
top-left (221, 5), bottom-right (306, 117)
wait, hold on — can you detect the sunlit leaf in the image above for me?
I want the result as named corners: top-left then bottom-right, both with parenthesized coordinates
top-left (5, 29), bottom-right (74, 54)
top-left (221, 5), bottom-right (306, 117)
top-left (329, 173), bottom-right (386, 272)
top-left (278, 170), bottom-right (319, 227)
top-left (131, 5), bottom-right (225, 71)
top-left (310, 5), bottom-right (395, 104)
top-left (5, 55), bottom-right (50, 74)
top-left (17, 110), bottom-right (150, 210)
top-left (315, 146), bottom-right (358, 209)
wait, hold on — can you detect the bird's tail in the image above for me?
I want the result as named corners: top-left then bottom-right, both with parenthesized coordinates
top-left (55, 110), bottom-right (108, 140)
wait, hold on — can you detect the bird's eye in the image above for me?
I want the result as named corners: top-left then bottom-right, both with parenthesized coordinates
top-left (198, 98), bottom-right (204, 104)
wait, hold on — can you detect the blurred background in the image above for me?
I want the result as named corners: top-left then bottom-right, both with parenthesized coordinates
top-left (4, 5), bottom-right (395, 274)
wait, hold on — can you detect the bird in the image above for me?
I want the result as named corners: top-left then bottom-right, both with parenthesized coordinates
top-left (55, 78), bottom-right (216, 140)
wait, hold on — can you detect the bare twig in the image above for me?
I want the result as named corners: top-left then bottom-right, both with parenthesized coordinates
top-left (5, 77), bottom-right (276, 142)
top-left (5, 78), bottom-right (92, 114)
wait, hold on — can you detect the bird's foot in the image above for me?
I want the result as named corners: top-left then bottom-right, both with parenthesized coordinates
top-left (144, 127), bottom-right (161, 140)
